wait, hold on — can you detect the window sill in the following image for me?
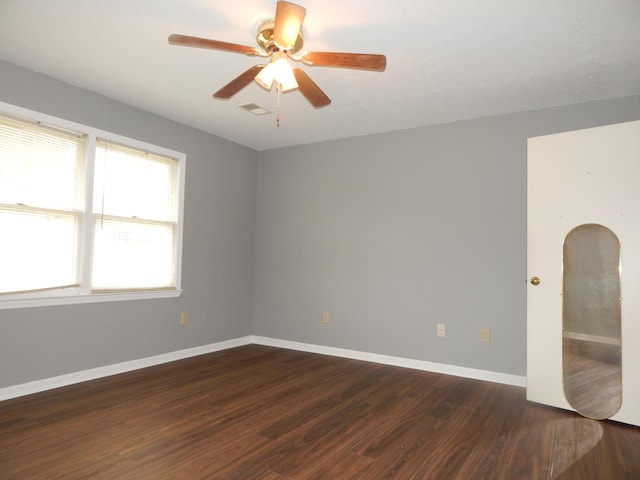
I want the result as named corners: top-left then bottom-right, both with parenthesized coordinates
top-left (0, 289), bottom-right (183, 310)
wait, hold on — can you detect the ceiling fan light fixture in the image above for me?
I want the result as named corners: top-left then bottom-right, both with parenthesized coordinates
top-left (255, 63), bottom-right (275, 90)
top-left (272, 58), bottom-right (298, 91)
top-left (255, 56), bottom-right (298, 92)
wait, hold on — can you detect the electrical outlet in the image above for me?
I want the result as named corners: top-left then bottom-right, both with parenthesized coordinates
top-left (481, 328), bottom-right (491, 343)
top-left (180, 312), bottom-right (188, 326)
top-left (437, 323), bottom-right (446, 337)
top-left (322, 311), bottom-right (330, 324)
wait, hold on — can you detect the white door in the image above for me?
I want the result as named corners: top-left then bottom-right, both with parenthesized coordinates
top-left (527, 120), bottom-right (640, 426)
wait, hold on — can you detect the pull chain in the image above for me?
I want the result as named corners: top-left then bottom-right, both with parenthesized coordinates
top-left (276, 83), bottom-right (281, 127)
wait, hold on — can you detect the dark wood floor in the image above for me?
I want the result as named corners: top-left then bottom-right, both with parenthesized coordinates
top-left (1, 345), bottom-right (639, 479)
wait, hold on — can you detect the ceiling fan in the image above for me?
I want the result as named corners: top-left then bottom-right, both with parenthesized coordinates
top-left (168, 0), bottom-right (386, 109)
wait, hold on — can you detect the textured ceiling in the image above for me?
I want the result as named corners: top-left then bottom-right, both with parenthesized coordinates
top-left (1, 0), bottom-right (639, 151)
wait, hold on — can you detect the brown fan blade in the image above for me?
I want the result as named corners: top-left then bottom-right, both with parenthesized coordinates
top-left (273, 1), bottom-right (306, 50)
top-left (301, 52), bottom-right (386, 72)
top-left (169, 34), bottom-right (260, 56)
top-left (292, 68), bottom-right (331, 108)
top-left (213, 65), bottom-right (264, 99)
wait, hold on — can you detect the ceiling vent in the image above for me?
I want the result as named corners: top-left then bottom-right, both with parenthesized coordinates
top-left (239, 103), bottom-right (271, 115)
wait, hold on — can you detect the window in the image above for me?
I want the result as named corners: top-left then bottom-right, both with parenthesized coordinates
top-left (0, 103), bottom-right (185, 309)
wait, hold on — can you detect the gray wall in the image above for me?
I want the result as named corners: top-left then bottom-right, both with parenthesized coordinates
top-left (2, 58), bottom-right (639, 387)
top-left (253, 95), bottom-right (640, 376)
top-left (0, 61), bottom-right (258, 387)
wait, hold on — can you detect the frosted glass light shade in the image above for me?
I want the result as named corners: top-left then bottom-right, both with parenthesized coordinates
top-left (254, 58), bottom-right (298, 92)
top-left (255, 63), bottom-right (275, 90)
top-left (272, 58), bottom-right (298, 91)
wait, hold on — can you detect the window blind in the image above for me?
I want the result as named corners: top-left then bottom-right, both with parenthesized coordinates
top-left (0, 114), bottom-right (86, 294)
top-left (92, 139), bottom-right (179, 292)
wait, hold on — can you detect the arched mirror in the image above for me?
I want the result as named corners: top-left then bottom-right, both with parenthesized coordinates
top-left (562, 224), bottom-right (622, 419)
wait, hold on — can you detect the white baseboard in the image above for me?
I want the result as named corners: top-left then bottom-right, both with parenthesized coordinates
top-left (0, 335), bottom-right (525, 402)
top-left (0, 336), bottom-right (253, 401)
top-left (252, 336), bottom-right (526, 387)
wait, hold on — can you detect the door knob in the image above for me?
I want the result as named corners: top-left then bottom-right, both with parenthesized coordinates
top-left (530, 276), bottom-right (540, 286)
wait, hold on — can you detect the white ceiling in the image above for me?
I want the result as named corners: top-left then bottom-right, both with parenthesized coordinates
top-left (1, 0), bottom-right (639, 151)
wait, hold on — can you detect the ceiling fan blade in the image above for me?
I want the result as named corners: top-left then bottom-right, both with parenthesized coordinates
top-left (213, 65), bottom-right (264, 99)
top-left (169, 34), bottom-right (260, 56)
top-left (292, 68), bottom-right (331, 108)
top-left (273, 1), bottom-right (306, 50)
top-left (301, 52), bottom-right (387, 72)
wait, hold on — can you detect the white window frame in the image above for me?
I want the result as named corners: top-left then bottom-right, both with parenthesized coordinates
top-left (0, 101), bottom-right (186, 310)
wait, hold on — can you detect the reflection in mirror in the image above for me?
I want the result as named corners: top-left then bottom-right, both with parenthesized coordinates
top-left (563, 224), bottom-right (622, 420)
